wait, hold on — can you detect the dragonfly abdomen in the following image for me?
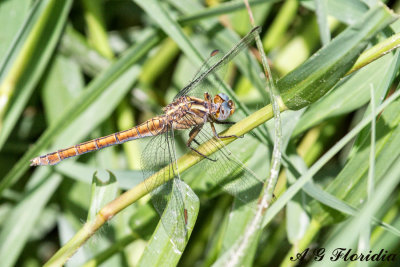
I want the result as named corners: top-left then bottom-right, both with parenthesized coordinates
top-left (30, 117), bottom-right (167, 166)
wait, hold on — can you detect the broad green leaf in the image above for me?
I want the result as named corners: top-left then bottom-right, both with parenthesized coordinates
top-left (137, 179), bottom-right (199, 267)
top-left (293, 48), bottom-right (400, 136)
top-left (277, 4), bottom-right (397, 110)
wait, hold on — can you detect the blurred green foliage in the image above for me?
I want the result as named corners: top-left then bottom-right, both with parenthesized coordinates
top-left (1, 0), bottom-right (400, 266)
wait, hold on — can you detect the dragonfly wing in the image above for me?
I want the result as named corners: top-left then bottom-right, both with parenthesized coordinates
top-left (174, 26), bottom-right (261, 99)
top-left (181, 114), bottom-right (264, 204)
top-left (141, 129), bottom-right (189, 251)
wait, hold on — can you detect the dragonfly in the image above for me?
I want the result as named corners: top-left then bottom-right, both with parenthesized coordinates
top-left (31, 26), bottom-right (265, 251)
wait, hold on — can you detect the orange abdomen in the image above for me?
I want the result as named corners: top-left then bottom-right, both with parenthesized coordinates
top-left (30, 117), bottom-right (166, 166)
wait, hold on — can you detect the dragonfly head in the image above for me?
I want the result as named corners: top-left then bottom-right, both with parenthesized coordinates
top-left (213, 93), bottom-right (235, 121)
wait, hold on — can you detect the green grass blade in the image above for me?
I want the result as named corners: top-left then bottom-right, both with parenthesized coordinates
top-left (314, 0), bottom-right (331, 45)
top-left (302, 0), bottom-right (369, 25)
top-left (263, 0), bottom-right (298, 52)
top-left (0, 0), bottom-right (73, 149)
top-left (178, 0), bottom-right (276, 25)
top-left (81, 0), bottom-right (114, 59)
top-left (277, 4), bottom-right (397, 110)
top-left (294, 48), bottom-right (400, 135)
top-left (0, 170), bottom-right (62, 267)
top-left (0, 0), bottom-right (31, 61)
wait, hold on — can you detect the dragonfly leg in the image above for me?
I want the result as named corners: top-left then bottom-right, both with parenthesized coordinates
top-left (187, 126), bottom-right (216, 162)
top-left (193, 139), bottom-right (201, 146)
top-left (210, 122), bottom-right (242, 139)
top-left (214, 121), bottom-right (235, 125)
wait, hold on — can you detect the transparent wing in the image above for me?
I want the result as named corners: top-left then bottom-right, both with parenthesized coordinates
top-left (141, 129), bottom-right (188, 251)
top-left (174, 26), bottom-right (261, 100)
top-left (180, 114), bottom-right (264, 204)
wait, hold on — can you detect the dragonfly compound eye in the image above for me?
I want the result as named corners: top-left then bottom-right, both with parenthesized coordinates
top-left (217, 102), bottom-right (232, 121)
top-left (214, 93), bottom-right (230, 104)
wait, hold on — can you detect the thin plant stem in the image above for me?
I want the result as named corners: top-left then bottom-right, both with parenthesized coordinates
top-left (347, 32), bottom-right (400, 75)
top-left (224, 1), bottom-right (283, 265)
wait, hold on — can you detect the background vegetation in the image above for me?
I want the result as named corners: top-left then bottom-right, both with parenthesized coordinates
top-left (1, 0), bottom-right (400, 266)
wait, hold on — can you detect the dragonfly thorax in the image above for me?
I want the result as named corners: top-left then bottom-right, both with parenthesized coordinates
top-left (211, 93), bottom-right (235, 121)
top-left (163, 96), bottom-right (192, 116)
